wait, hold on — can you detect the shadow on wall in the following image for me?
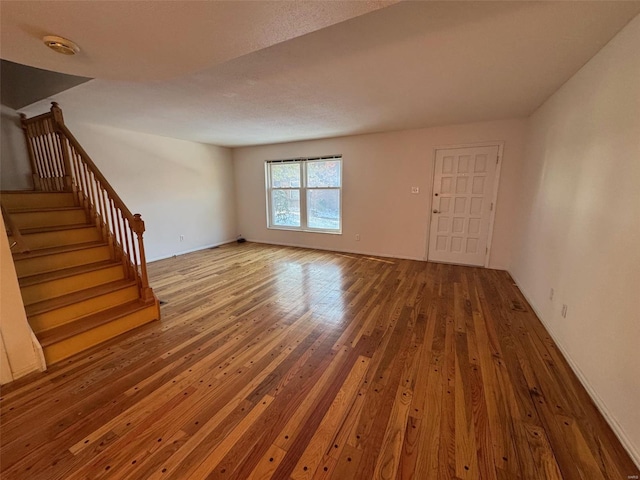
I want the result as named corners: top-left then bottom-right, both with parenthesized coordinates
top-left (1, 104), bottom-right (32, 190)
top-left (66, 121), bottom-right (237, 262)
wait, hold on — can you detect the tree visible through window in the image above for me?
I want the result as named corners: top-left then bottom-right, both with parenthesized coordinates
top-left (266, 156), bottom-right (342, 233)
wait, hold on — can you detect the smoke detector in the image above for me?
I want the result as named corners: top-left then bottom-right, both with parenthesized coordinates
top-left (43, 35), bottom-right (80, 55)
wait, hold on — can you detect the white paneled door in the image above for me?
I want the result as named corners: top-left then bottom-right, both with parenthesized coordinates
top-left (428, 145), bottom-right (500, 266)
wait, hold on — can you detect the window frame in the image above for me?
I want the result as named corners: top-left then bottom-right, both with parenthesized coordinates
top-left (265, 156), bottom-right (342, 234)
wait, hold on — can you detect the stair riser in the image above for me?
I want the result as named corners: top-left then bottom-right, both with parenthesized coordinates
top-left (21, 266), bottom-right (126, 306)
top-left (10, 227), bottom-right (102, 250)
top-left (29, 286), bottom-right (141, 333)
top-left (0, 192), bottom-right (76, 209)
top-left (11, 209), bottom-right (88, 230)
top-left (42, 305), bottom-right (158, 364)
top-left (15, 246), bottom-right (112, 277)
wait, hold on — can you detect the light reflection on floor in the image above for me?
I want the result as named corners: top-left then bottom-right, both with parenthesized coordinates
top-left (274, 257), bottom-right (346, 325)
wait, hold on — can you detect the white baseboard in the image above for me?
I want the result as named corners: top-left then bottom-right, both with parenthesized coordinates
top-left (1, 332), bottom-right (47, 385)
top-left (244, 238), bottom-right (425, 262)
top-left (30, 330), bottom-right (47, 372)
top-left (147, 239), bottom-right (237, 264)
top-left (10, 360), bottom-right (43, 381)
top-left (508, 270), bottom-right (640, 469)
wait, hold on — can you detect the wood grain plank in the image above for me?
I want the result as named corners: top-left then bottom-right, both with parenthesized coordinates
top-left (290, 355), bottom-right (370, 479)
top-left (1, 243), bottom-right (636, 480)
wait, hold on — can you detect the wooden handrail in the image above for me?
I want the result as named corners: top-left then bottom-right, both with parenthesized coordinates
top-left (20, 102), bottom-right (154, 303)
top-left (1, 203), bottom-right (30, 253)
top-left (20, 111), bottom-right (53, 125)
top-left (57, 124), bottom-right (136, 222)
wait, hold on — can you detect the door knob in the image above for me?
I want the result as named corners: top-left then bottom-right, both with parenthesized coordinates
top-left (433, 209), bottom-right (440, 214)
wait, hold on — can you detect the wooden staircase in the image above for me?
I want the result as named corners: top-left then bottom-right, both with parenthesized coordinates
top-left (1, 104), bottom-right (160, 366)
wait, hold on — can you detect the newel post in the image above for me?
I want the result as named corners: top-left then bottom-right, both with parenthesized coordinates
top-left (50, 102), bottom-right (73, 192)
top-left (20, 113), bottom-right (42, 191)
top-left (132, 214), bottom-right (154, 302)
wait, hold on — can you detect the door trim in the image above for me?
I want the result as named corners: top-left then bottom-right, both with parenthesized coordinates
top-left (424, 142), bottom-right (504, 268)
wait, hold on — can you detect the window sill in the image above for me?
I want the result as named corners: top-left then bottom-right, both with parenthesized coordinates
top-left (267, 226), bottom-right (342, 235)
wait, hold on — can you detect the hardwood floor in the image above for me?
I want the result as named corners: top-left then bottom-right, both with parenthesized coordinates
top-left (1, 243), bottom-right (637, 479)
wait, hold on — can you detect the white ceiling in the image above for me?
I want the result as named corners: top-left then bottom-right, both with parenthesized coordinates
top-left (1, 1), bottom-right (396, 81)
top-left (5, 1), bottom-right (640, 147)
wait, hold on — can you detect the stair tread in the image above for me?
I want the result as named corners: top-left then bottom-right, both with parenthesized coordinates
top-left (1, 190), bottom-right (66, 194)
top-left (37, 300), bottom-right (153, 347)
top-left (12, 240), bottom-right (108, 260)
top-left (17, 223), bottom-right (96, 235)
top-left (25, 279), bottom-right (138, 316)
top-left (6, 205), bottom-right (84, 214)
top-left (19, 260), bottom-right (123, 287)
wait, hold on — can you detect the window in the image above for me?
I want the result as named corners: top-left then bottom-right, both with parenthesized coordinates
top-left (266, 156), bottom-right (342, 233)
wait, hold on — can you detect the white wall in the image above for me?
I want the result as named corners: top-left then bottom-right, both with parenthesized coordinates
top-left (0, 104), bottom-right (32, 190)
top-left (66, 122), bottom-right (237, 262)
top-left (233, 119), bottom-right (526, 268)
top-left (0, 216), bottom-right (46, 383)
top-left (510, 15), bottom-right (640, 464)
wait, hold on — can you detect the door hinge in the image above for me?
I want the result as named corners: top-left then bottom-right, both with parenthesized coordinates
top-left (490, 202), bottom-right (494, 211)
top-left (496, 155), bottom-right (500, 164)
top-left (486, 247), bottom-right (488, 254)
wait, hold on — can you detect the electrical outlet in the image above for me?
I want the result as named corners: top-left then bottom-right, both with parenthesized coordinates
top-left (179, 235), bottom-right (185, 242)
top-left (549, 288), bottom-right (554, 301)
top-left (355, 234), bottom-right (360, 241)
top-left (561, 304), bottom-right (568, 318)
top-left (411, 186), bottom-right (420, 194)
